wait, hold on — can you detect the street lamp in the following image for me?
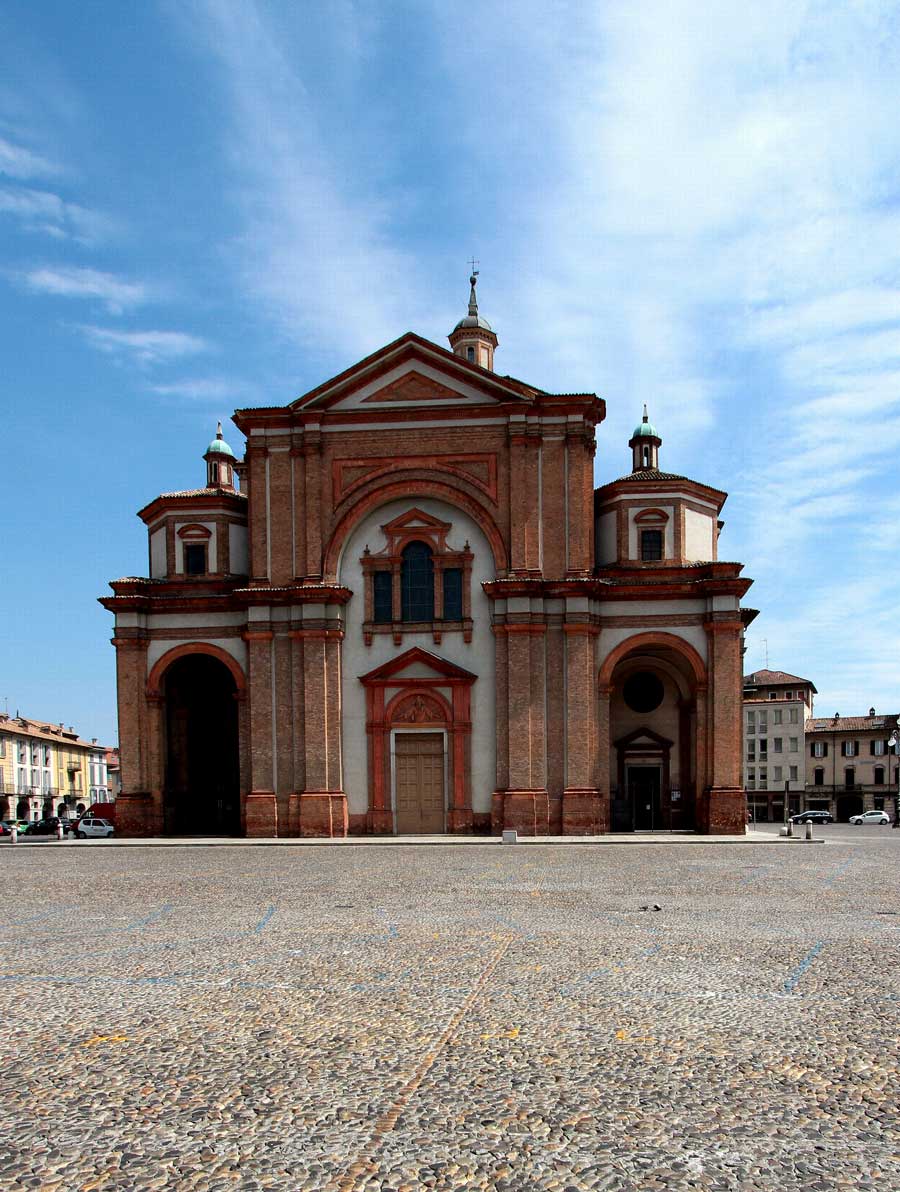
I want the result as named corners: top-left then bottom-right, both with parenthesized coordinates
top-left (889, 727), bottom-right (900, 829)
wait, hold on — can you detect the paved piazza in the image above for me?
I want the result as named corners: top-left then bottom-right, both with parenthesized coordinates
top-left (2, 830), bottom-right (899, 1191)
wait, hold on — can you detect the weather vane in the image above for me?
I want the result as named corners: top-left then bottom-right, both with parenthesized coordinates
top-left (468, 255), bottom-right (479, 279)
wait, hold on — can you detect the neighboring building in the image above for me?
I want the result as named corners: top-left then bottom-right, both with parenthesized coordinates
top-left (0, 714), bottom-right (110, 821)
top-left (742, 669), bottom-right (816, 821)
top-left (805, 710), bottom-right (899, 821)
top-left (105, 747), bottom-right (121, 800)
top-left (102, 276), bottom-right (754, 838)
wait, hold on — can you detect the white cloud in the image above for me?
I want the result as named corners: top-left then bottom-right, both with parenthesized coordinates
top-left (0, 135), bottom-right (56, 180)
top-left (178, 0), bottom-right (421, 358)
top-left (79, 327), bottom-right (209, 366)
top-left (0, 185), bottom-right (111, 242)
top-left (20, 266), bottom-right (145, 313)
top-left (149, 377), bottom-right (255, 402)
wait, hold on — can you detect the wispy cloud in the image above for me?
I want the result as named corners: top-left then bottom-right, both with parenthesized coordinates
top-left (0, 185), bottom-right (111, 242)
top-left (148, 377), bottom-right (256, 402)
top-left (79, 327), bottom-right (209, 366)
top-left (19, 266), bottom-right (145, 313)
top-left (0, 135), bottom-right (57, 180)
top-left (178, 0), bottom-right (420, 359)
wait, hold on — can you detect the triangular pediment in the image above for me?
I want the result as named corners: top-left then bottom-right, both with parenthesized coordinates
top-left (614, 727), bottom-right (674, 750)
top-left (290, 333), bottom-right (537, 413)
top-left (359, 645), bottom-right (477, 685)
top-left (361, 369), bottom-right (462, 405)
top-left (381, 507), bottom-right (451, 536)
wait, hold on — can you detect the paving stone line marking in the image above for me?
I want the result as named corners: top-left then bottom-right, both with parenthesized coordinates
top-left (328, 935), bottom-right (515, 1192)
top-left (781, 940), bottom-right (826, 994)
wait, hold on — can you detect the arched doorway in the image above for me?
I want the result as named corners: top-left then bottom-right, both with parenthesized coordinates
top-left (604, 639), bottom-right (704, 832)
top-left (836, 793), bottom-right (863, 822)
top-left (162, 654), bottom-right (240, 835)
top-left (16, 799), bottom-right (29, 820)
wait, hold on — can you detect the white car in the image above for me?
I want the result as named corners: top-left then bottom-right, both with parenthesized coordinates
top-left (848, 810), bottom-right (890, 825)
top-left (72, 817), bottom-right (115, 839)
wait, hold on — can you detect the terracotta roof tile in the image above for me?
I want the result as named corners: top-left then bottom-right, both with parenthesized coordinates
top-left (807, 714), bottom-right (899, 733)
top-left (744, 669), bottom-right (815, 687)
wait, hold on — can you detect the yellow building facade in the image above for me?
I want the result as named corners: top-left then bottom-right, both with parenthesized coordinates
top-left (0, 713), bottom-right (109, 822)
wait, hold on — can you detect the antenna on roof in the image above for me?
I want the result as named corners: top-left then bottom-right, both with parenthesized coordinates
top-left (762, 638), bottom-right (768, 669)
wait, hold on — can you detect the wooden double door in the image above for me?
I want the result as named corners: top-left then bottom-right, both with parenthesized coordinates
top-left (394, 732), bottom-right (445, 834)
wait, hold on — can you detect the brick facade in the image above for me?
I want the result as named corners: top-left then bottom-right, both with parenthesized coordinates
top-left (102, 315), bottom-right (753, 837)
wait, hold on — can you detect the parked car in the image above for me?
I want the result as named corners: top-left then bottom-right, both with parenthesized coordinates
top-left (73, 817), bottom-right (115, 839)
top-left (849, 810), bottom-right (890, 825)
top-left (24, 817), bottom-right (67, 836)
top-left (790, 811), bottom-right (834, 824)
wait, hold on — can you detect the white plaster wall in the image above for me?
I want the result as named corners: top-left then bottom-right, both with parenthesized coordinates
top-left (229, 524), bottom-right (249, 575)
top-left (684, 508), bottom-right (715, 562)
top-left (146, 636), bottom-right (248, 676)
top-left (150, 528), bottom-right (166, 579)
top-left (601, 599), bottom-right (706, 618)
top-left (148, 611), bottom-right (247, 629)
top-left (338, 496), bottom-right (496, 818)
top-left (628, 506), bottom-right (674, 559)
top-left (596, 511), bottom-right (617, 565)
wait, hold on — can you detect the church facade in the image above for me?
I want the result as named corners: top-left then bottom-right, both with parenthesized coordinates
top-left (101, 278), bottom-right (753, 837)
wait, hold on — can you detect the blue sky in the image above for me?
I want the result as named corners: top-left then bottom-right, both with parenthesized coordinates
top-left (2, 0), bottom-right (899, 744)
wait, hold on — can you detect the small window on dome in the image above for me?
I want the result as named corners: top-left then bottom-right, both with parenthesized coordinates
top-left (640, 529), bottom-right (663, 561)
top-left (642, 445), bottom-right (650, 468)
top-left (184, 544), bottom-right (207, 576)
top-left (466, 346), bottom-right (475, 362)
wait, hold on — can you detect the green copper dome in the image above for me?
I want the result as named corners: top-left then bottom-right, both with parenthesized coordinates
top-left (205, 422), bottom-right (235, 459)
top-left (631, 405), bottom-right (660, 440)
top-left (632, 419), bottom-right (659, 438)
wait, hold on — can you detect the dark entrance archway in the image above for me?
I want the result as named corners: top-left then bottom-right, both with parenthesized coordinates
top-left (163, 654), bottom-right (240, 835)
top-left (836, 793), bottom-right (863, 822)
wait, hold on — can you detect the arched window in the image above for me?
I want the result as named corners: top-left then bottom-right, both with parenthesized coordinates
top-left (401, 541), bottom-right (434, 621)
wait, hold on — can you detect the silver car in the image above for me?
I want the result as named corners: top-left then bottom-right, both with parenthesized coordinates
top-left (73, 817), bottom-right (115, 839)
top-left (848, 810), bottom-right (890, 825)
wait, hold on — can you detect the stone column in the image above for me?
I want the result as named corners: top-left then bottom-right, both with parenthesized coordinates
top-left (562, 625), bottom-right (602, 833)
top-left (499, 626), bottom-right (549, 835)
top-left (701, 618), bottom-right (744, 834)
top-left (447, 684), bottom-right (473, 833)
top-left (246, 444), bottom-right (269, 582)
top-left (244, 629), bottom-right (278, 835)
top-left (297, 627), bottom-right (347, 836)
top-left (111, 637), bottom-right (156, 836)
top-left (273, 630), bottom-right (294, 832)
top-left (508, 424), bottom-right (527, 573)
top-left (268, 447), bottom-right (293, 586)
top-left (304, 428), bottom-right (323, 579)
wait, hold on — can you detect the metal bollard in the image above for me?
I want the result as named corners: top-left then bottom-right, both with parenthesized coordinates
top-left (56, 823), bottom-right (64, 840)
top-left (10, 825), bottom-right (17, 844)
top-left (805, 821), bottom-right (813, 840)
top-left (786, 820), bottom-right (793, 837)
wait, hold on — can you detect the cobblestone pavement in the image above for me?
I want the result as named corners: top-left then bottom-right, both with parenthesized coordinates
top-left (1, 837), bottom-right (899, 1191)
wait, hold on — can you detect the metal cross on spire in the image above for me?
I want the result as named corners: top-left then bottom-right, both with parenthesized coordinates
top-left (468, 255), bottom-right (479, 278)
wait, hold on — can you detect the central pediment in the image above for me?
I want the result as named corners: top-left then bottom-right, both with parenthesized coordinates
top-left (289, 333), bottom-right (537, 413)
top-left (361, 369), bottom-right (462, 404)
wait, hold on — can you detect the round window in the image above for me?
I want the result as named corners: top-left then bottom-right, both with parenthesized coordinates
top-left (623, 671), bottom-right (664, 713)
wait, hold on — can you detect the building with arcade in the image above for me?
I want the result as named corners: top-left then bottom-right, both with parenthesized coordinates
top-left (101, 277), bottom-right (754, 836)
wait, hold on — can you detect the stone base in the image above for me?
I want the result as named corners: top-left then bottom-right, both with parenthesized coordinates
top-left (366, 808), bottom-right (394, 835)
top-left (492, 789), bottom-right (550, 836)
top-left (699, 787), bottom-right (746, 835)
top-left (448, 808), bottom-right (474, 833)
top-left (245, 791), bottom-right (278, 837)
top-left (297, 791), bottom-right (348, 837)
top-left (561, 788), bottom-right (606, 835)
top-left (114, 792), bottom-right (160, 837)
